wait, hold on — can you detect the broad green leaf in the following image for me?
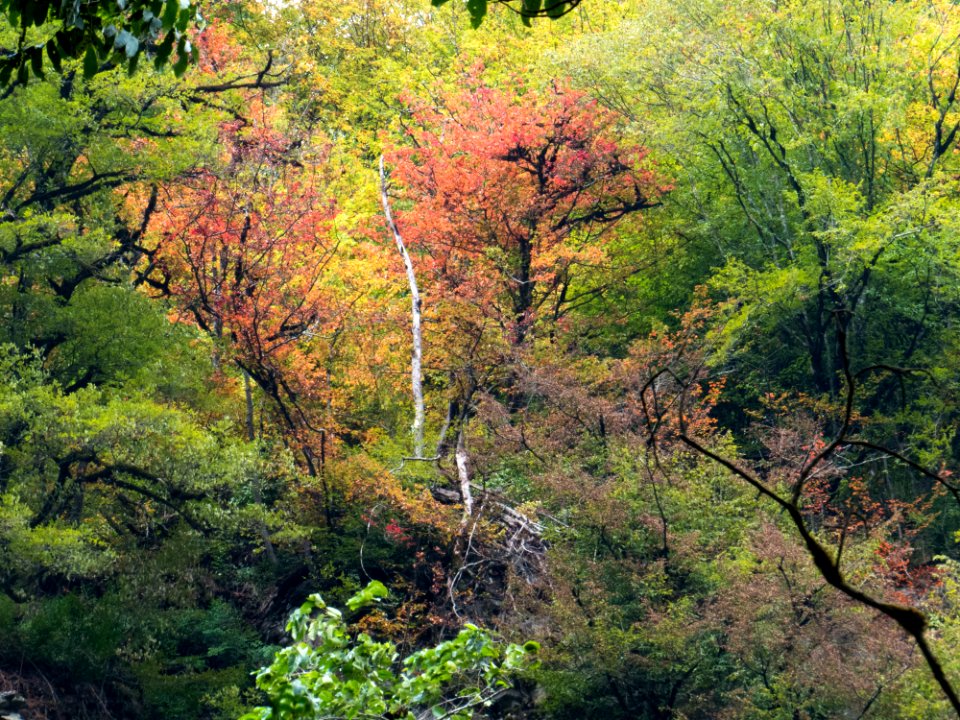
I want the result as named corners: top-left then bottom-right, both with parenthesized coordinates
top-left (83, 46), bottom-right (98, 78)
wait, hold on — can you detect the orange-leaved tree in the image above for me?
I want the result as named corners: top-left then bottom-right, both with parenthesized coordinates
top-left (151, 108), bottom-right (341, 480)
top-left (385, 71), bottom-right (665, 350)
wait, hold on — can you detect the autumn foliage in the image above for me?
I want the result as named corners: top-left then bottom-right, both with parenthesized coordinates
top-left (9, 2), bottom-right (960, 717)
top-left (387, 72), bottom-right (664, 348)
top-left (150, 109), bottom-right (341, 467)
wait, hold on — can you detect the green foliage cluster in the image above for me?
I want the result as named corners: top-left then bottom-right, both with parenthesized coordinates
top-left (0, 0), bottom-right (202, 84)
top-left (430, 0), bottom-right (581, 29)
top-left (244, 582), bottom-right (537, 720)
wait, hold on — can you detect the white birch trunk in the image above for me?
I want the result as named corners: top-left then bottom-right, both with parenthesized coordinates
top-left (455, 428), bottom-right (474, 522)
top-left (379, 155), bottom-right (425, 458)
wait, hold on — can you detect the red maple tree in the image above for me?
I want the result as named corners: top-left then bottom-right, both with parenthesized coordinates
top-left (386, 72), bottom-right (666, 348)
top-left (151, 108), bottom-right (340, 476)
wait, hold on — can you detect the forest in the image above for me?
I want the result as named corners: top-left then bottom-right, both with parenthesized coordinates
top-left (2, 0), bottom-right (960, 717)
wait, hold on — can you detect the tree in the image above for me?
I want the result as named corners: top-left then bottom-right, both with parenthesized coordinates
top-left (151, 105), bottom-right (344, 493)
top-left (637, 314), bottom-right (960, 714)
top-left (387, 72), bottom-right (661, 350)
top-left (556, 0), bottom-right (960, 407)
top-left (546, 6), bottom-right (960, 708)
top-left (0, 26), bottom-right (306, 718)
top-left (380, 155), bottom-right (426, 458)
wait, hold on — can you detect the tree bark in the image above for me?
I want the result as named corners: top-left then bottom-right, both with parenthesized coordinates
top-left (455, 427), bottom-right (474, 524)
top-left (380, 156), bottom-right (425, 458)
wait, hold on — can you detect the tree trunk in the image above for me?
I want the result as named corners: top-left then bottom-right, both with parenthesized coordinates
top-left (380, 156), bottom-right (426, 458)
top-left (455, 427), bottom-right (474, 524)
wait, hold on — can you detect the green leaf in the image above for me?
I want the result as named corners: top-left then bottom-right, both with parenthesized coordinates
top-left (45, 39), bottom-right (62, 73)
top-left (172, 49), bottom-right (188, 77)
top-left (176, 6), bottom-right (191, 32)
top-left (161, 0), bottom-right (179, 30)
top-left (546, 0), bottom-right (567, 18)
top-left (345, 580), bottom-right (389, 611)
top-left (29, 1), bottom-right (49, 27)
top-left (466, 0), bottom-right (487, 28)
top-left (153, 32), bottom-right (174, 68)
top-left (123, 33), bottom-right (139, 58)
top-left (28, 46), bottom-right (43, 78)
top-left (56, 29), bottom-right (82, 56)
top-left (7, 7), bottom-right (22, 30)
top-left (82, 46), bottom-right (98, 78)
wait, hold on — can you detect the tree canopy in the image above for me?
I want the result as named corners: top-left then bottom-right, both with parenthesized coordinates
top-left (3, 0), bottom-right (960, 719)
